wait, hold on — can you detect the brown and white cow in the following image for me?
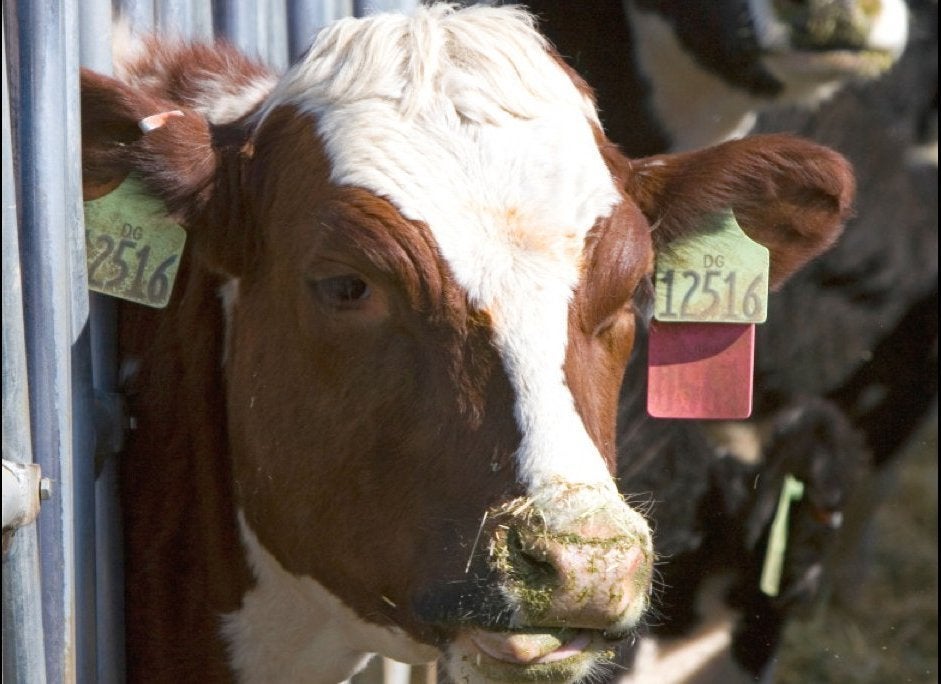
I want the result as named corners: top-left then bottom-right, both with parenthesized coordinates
top-left (80, 5), bottom-right (854, 683)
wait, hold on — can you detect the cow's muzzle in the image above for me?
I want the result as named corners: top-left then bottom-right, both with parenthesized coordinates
top-left (445, 483), bottom-right (653, 682)
top-left (489, 483), bottom-right (653, 632)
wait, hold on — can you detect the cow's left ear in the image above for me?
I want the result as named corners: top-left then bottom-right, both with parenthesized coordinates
top-left (81, 68), bottom-right (252, 277)
top-left (615, 134), bottom-right (855, 288)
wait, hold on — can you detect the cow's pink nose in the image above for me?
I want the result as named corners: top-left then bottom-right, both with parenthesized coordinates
top-left (491, 495), bottom-right (652, 631)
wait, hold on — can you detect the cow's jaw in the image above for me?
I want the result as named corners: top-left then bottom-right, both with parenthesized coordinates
top-left (223, 515), bottom-right (627, 684)
top-left (222, 514), bottom-right (437, 682)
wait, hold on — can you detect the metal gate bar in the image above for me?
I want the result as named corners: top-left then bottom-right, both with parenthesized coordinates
top-left (79, 2), bottom-right (127, 679)
top-left (2, 16), bottom-right (49, 683)
top-left (5, 0), bottom-right (99, 680)
top-left (287, 0), bottom-right (353, 61)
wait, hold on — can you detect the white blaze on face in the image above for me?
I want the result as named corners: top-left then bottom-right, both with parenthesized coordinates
top-left (260, 5), bottom-right (622, 495)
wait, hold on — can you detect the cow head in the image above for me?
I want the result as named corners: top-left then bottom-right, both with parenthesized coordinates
top-left (627, 0), bottom-right (910, 148)
top-left (81, 6), bottom-right (853, 682)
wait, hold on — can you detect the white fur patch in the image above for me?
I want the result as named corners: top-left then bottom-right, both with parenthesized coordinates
top-left (704, 421), bottom-right (766, 466)
top-left (258, 5), bottom-right (621, 495)
top-left (189, 75), bottom-right (278, 124)
top-left (111, 17), bottom-right (148, 69)
top-left (222, 513), bottom-right (438, 683)
top-left (627, 6), bottom-right (762, 151)
top-left (866, 0), bottom-right (910, 54)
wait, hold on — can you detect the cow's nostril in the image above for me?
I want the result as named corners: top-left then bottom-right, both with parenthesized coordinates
top-left (507, 528), bottom-right (558, 586)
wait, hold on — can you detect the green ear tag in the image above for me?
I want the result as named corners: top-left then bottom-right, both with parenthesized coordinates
top-left (84, 175), bottom-right (186, 309)
top-left (760, 474), bottom-right (806, 597)
top-left (654, 211), bottom-right (769, 324)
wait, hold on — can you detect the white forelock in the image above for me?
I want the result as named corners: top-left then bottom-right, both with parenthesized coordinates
top-left (257, 4), bottom-right (623, 494)
top-left (258, 3), bottom-right (600, 126)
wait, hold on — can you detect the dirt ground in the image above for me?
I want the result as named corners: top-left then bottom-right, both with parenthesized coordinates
top-left (775, 409), bottom-right (938, 684)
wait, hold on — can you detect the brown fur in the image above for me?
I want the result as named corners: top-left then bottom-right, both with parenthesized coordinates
top-left (115, 36), bottom-right (273, 114)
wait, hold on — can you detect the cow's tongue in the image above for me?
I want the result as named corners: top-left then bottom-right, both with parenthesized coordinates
top-left (469, 629), bottom-right (591, 664)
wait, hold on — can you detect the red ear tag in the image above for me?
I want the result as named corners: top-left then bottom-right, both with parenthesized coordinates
top-left (647, 321), bottom-right (755, 419)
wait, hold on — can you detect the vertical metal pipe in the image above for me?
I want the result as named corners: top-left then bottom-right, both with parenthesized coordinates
top-left (63, 0), bottom-right (101, 677)
top-left (354, 0), bottom-right (418, 17)
top-left (1, 15), bottom-right (48, 684)
top-left (214, 0), bottom-right (260, 59)
top-left (214, 0), bottom-right (289, 68)
top-left (118, 0), bottom-right (156, 32)
top-left (79, 3), bottom-right (128, 680)
top-left (79, 0), bottom-right (112, 74)
top-left (63, 0), bottom-right (103, 676)
top-left (65, 0), bottom-right (100, 674)
top-left (89, 334), bottom-right (126, 684)
top-left (192, 0), bottom-right (215, 40)
top-left (8, 0), bottom-right (101, 678)
top-left (263, 0), bottom-right (289, 71)
top-left (156, 0), bottom-right (217, 39)
top-left (287, 0), bottom-right (353, 61)
top-left (157, 0), bottom-right (196, 36)
top-left (9, 0), bottom-right (77, 674)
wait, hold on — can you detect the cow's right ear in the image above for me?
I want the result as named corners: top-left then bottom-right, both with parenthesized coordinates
top-left (609, 134), bottom-right (855, 289)
top-left (81, 68), bottom-right (251, 277)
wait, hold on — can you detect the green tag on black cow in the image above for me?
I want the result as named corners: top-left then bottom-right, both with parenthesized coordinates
top-left (760, 474), bottom-right (806, 597)
top-left (84, 175), bottom-right (186, 309)
top-left (653, 211), bottom-right (769, 324)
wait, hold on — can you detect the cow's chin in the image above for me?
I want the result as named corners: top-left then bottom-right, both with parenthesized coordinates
top-left (444, 628), bottom-right (612, 684)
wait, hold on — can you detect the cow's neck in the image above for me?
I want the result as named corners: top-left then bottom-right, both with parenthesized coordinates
top-left (120, 261), bottom-right (252, 680)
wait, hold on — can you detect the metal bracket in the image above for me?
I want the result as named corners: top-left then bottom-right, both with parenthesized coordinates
top-left (2, 460), bottom-right (48, 553)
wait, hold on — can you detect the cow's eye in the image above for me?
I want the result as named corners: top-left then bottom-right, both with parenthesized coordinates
top-left (312, 275), bottom-right (371, 309)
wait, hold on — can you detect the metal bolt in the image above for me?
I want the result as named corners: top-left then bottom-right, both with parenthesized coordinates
top-left (39, 478), bottom-right (52, 501)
